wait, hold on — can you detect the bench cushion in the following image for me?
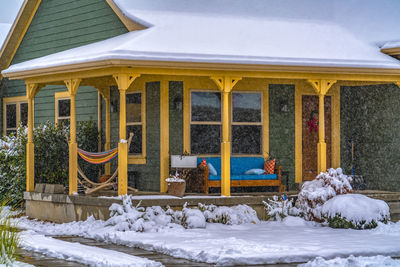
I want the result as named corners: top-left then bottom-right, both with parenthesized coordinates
top-left (197, 157), bottom-right (278, 182)
top-left (209, 174), bottom-right (277, 181)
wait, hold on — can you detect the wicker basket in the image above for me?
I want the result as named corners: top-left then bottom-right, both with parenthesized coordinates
top-left (167, 181), bottom-right (186, 197)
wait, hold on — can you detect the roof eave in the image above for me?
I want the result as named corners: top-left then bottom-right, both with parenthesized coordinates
top-left (3, 59), bottom-right (400, 83)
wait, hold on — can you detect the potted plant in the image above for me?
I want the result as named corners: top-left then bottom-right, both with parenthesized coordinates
top-left (166, 171), bottom-right (186, 197)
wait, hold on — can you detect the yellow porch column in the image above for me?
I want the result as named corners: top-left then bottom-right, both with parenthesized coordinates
top-left (25, 83), bottom-right (41, 192)
top-left (160, 79), bottom-right (169, 193)
top-left (65, 79), bottom-right (81, 195)
top-left (98, 87), bottom-right (111, 175)
top-left (113, 73), bottom-right (140, 196)
top-left (211, 76), bottom-right (241, 197)
top-left (307, 79), bottom-right (336, 173)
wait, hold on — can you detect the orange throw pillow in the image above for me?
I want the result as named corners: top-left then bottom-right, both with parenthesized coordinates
top-left (264, 159), bottom-right (276, 174)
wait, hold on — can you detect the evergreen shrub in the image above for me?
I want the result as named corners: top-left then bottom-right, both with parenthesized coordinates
top-left (0, 120), bottom-right (99, 204)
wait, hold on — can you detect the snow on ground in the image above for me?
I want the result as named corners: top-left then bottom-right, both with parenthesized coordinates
top-left (15, 215), bottom-right (400, 266)
top-left (300, 255), bottom-right (400, 267)
top-left (19, 230), bottom-right (163, 267)
top-left (0, 262), bottom-right (34, 267)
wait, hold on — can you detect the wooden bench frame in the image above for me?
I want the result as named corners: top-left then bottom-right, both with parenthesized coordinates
top-left (202, 165), bottom-right (283, 194)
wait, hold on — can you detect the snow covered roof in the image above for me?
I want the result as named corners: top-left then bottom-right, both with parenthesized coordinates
top-left (382, 41), bottom-right (400, 50)
top-left (3, 0), bottom-right (400, 76)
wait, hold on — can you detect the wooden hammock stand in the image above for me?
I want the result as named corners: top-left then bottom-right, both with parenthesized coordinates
top-left (69, 132), bottom-right (137, 194)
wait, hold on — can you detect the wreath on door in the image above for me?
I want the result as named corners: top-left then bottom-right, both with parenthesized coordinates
top-left (307, 110), bottom-right (318, 133)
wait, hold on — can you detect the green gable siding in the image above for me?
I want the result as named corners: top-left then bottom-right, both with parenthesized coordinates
top-left (341, 84), bottom-right (400, 191)
top-left (269, 84), bottom-right (296, 190)
top-left (12, 0), bottom-right (127, 64)
top-left (2, 0), bottom-right (129, 130)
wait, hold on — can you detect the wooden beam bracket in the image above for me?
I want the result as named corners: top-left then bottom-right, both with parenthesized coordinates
top-left (113, 73), bottom-right (140, 90)
top-left (210, 76), bottom-right (242, 92)
top-left (64, 79), bottom-right (82, 96)
top-left (307, 79), bottom-right (337, 95)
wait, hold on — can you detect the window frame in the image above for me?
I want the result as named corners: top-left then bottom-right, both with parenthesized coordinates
top-left (54, 91), bottom-right (71, 124)
top-left (126, 88), bottom-right (146, 164)
top-left (3, 96), bottom-right (29, 136)
top-left (189, 89), bottom-right (222, 156)
top-left (230, 91), bottom-right (264, 156)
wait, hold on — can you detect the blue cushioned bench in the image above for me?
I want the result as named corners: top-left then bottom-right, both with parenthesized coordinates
top-left (197, 157), bottom-right (282, 194)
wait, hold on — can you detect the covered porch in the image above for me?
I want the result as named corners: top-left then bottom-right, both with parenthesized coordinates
top-left (4, 64), bottom-right (400, 197)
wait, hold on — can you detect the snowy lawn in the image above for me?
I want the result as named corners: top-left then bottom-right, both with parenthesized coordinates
top-left (15, 215), bottom-right (400, 266)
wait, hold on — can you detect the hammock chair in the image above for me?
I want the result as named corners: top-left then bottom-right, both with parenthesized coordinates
top-left (73, 132), bottom-right (137, 195)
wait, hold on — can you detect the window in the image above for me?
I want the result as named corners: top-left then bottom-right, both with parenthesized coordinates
top-left (232, 92), bottom-right (262, 154)
top-left (188, 91), bottom-right (263, 155)
top-left (3, 97), bottom-right (28, 135)
top-left (126, 91), bottom-right (145, 157)
top-left (190, 91), bottom-right (221, 154)
top-left (55, 92), bottom-right (70, 125)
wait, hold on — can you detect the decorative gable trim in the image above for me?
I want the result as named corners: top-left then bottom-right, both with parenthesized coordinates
top-left (0, 0), bottom-right (41, 78)
top-left (381, 47), bottom-right (400, 56)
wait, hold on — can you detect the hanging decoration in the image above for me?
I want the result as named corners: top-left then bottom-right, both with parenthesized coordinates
top-left (307, 110), bottom-right (319, 133)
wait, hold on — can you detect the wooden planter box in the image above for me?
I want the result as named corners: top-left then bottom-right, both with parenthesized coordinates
top-left (167, 181), bottom-right (186, 197)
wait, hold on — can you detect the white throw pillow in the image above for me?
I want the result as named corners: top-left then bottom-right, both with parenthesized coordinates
top-left (244, 168), bottom-right (265, 175)
top-left (207, 163), bottom-right (218, 176)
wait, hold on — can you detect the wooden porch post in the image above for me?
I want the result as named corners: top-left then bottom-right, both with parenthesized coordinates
top-left (160, 79), bottom-right (169, 193)
top-left (113, 73), bottom-right (140, 196)
top-left (25, 83), bottom-right (41, 192)
top-left (65, 79), bottom-right (81, 195)
top-left (210, 76), bottom-right (241, 197)
top-left (307, 79), bottom-right (336, 174)
top-left (98, 87), bottom-right (111, 175)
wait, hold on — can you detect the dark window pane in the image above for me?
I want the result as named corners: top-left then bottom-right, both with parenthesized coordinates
top-left (20, 103), bottom-right (28, 126)
top-left (191, 125), bottom-right (221, 154)
top-left (6, 104), bottom-right (16, 128)
top-left (191, 92), bottom-right (221, 122)
top-left (127, 125), bottom-right (142, 154)
top-left (233, 93), bottom-right (261, 122)
top-left (58, 99), bottom-right (70, 117)
top-left (232, 125), bottom-right (262, 154)
top-left (126, 93), bottom-right (141, 123)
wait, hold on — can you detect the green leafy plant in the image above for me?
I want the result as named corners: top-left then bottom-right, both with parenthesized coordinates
top-left (33, 123), bottom-right (69, 185)
top-left (0, 120), bottom-right (100, 204)
top-left (325, 214), bottom-right (389, 230)
top-left (0, 199), bottom-right (20, 265)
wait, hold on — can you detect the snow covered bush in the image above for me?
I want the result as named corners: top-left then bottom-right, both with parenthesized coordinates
top-left (263, 196), bottom-right (302, 221)
top-left (106, 196), bottom-right (259, 232)
top-left (321, 194), bottom-right (390, 229)
top-left (199, 203), bottom-right (259, 224)
top-left (295, 168), bottom-right (352, 222)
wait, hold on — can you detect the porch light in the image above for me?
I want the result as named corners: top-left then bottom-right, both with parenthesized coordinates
top-left (173, 96), bottom-right (183, 111)
top-left (280, 100), bottom-right (289, 113)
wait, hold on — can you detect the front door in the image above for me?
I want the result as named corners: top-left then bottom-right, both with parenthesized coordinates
top-left (302, 95), bottom-right (331, 181)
